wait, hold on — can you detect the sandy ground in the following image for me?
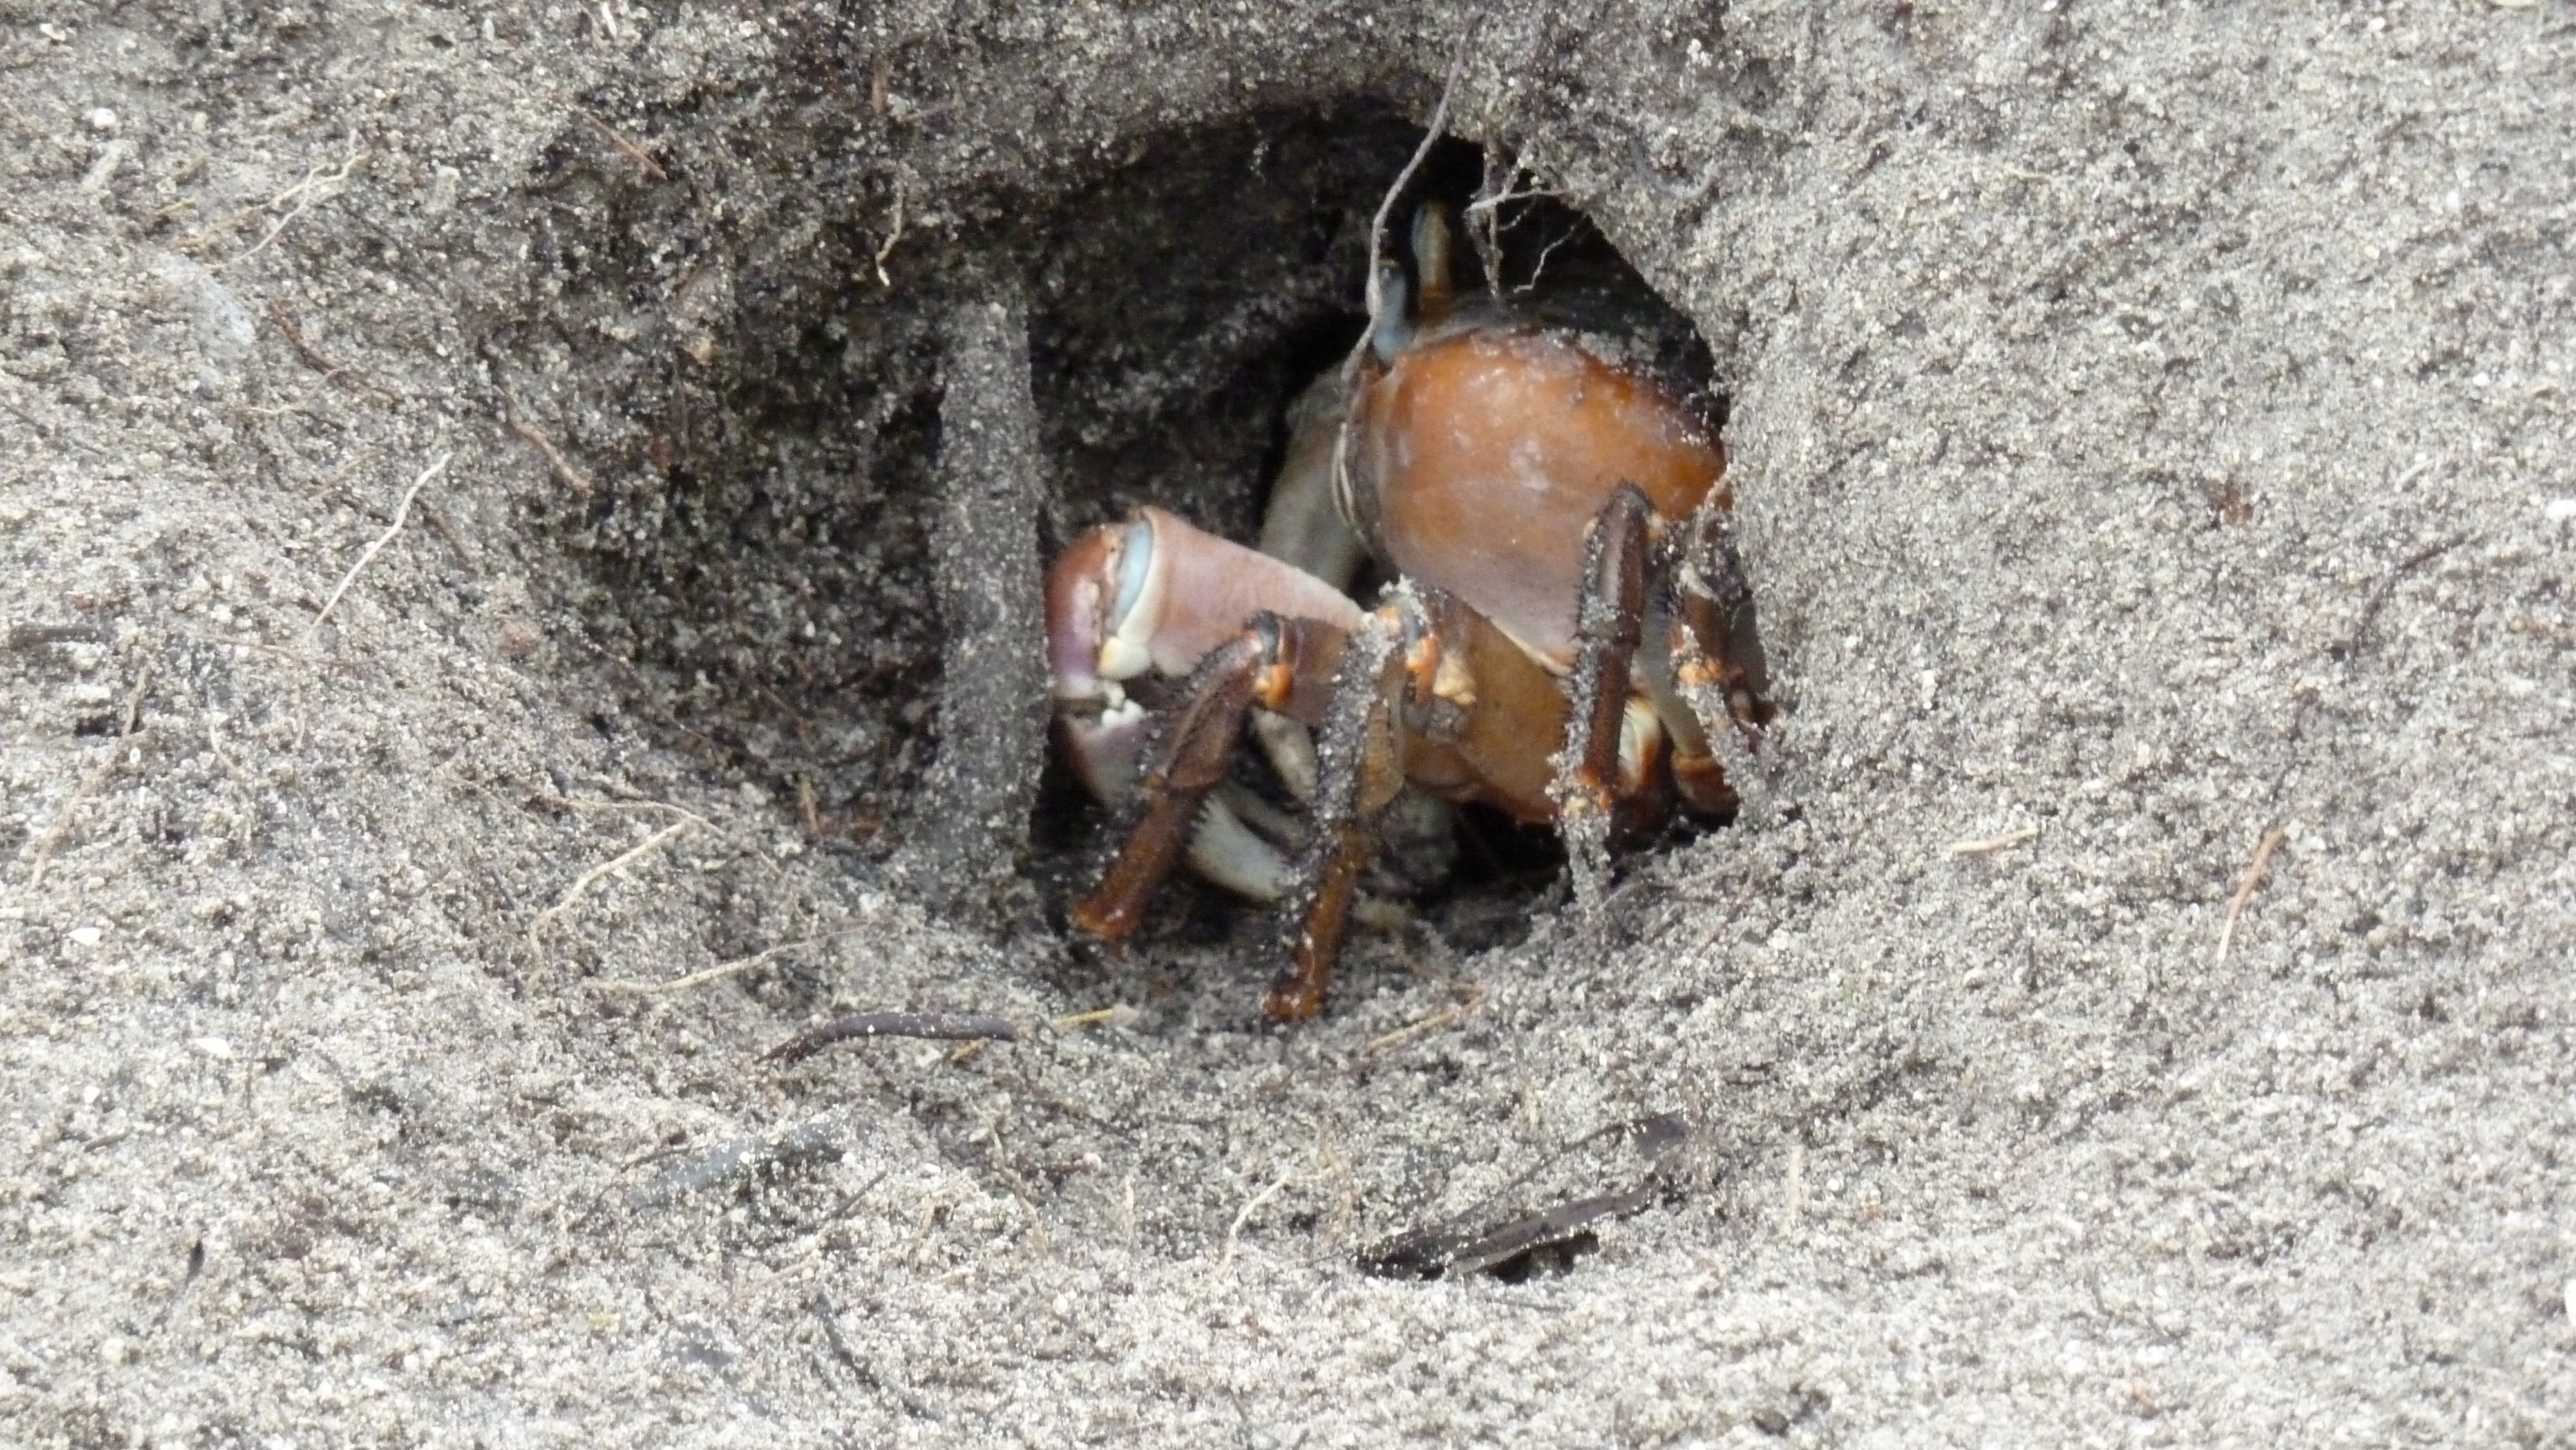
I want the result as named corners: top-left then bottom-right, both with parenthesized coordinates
top-left (5, 1), bottom-right (2574, 1445)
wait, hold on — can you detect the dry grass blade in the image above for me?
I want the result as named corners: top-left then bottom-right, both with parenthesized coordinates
top-left (1220, 1165), bottom-right (1300, 1269)
top-left (1946, 825), bottom-right (2039, 858)
top-left (1363, 1004), bottom-right (1462, 1055)
top-left (2213, 825), bottom-right (2288, 965)
top-left (308, 451), bottom-right (451, 638)
top-left (592, 925), bottom-right (873, 996)
top-left (526, 819), bottom-right (697, 954)
top-left (574, 106), bottom-right (669, 181)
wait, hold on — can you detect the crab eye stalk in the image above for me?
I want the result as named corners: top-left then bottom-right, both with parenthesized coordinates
top-left (1409, 200), bottom-right (1455, 319)
top-left (1369, 262), bottom-right (1412, 363)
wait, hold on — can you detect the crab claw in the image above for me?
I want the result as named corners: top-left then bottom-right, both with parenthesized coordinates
top-left (1045, 507), bottom-right (1370, 899)
top-left (1046, 506), bottom-right (1365, 703)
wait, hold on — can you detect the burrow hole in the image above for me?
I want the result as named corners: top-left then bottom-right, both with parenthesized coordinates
top-left (544, 106), bottom-right (1734, 972)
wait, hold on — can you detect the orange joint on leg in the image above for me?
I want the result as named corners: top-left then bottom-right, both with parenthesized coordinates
top-left (1402, 632), bottom-right (1440, 695)
top-left (1675, 655), bottom-right (1725, 692)
top-left (1253, 659), bottom-right (1298, 711)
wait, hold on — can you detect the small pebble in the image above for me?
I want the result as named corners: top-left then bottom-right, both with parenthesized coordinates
top-left (2543, 498), bottom-right (2576, 525)
top-left (84, 108), bottom-right (119, 134)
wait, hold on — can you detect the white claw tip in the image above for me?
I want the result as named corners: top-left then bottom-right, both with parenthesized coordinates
top-left (1097, 635), bottom-right (1152, 681)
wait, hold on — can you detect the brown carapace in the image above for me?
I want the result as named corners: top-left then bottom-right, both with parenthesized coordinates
top-left (1045, 204), bottom-right (1767, 1019)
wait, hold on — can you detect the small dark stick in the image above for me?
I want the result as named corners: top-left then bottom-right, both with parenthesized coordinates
top-left (5, 623), bottom-right (111, 650)
top-left (2329, 532), bottom-right (2471, 661)
top-left (1359, 1187), bottom-right (1653, 1281)
top-left (763, 1011), bottom-right (1019, 1064)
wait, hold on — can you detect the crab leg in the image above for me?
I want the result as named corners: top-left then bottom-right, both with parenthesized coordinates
top-left (1672, 500), bottom-right (1766, 709)
top-left (1557, 484), bottom-right (1655, 815)
top-left (1657, 501), bottom-right (1772, 813)
top-left (1268, 612), bottom-right (1407, 1021)
top-left (1068, 630), bottom-right (1265, 941)
top-left (1549, 484), bottom-right (1659, 919)
top-left (1048, 505), bottom-right (1370, 908)
top-left (1067, 612), bottom-right (1355, 941)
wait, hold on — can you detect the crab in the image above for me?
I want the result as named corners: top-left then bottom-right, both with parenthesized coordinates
top-left (1044, 204), bottom-right (1768, 1019)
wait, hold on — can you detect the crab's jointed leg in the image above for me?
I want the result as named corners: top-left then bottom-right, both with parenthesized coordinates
top-left (1560, 483), bottom-right (1654, 816)
top-left (1656, 500), bottom-right (1772, 814)
top-left (1066, 612), bottom-right (1354, 943)
top-left (1067, 629), bottom-right (1265, 942)
top-left (1269, 612), bottom-right (1408, 1021)
top-left (1549, 484), bottom-right (1661, 918)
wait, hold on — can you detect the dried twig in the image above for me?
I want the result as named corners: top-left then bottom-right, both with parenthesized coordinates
top-left (308, 451), bottom-right (451, 638)
top-left (1511, 223), bottom-right (1580, 296)
top-left (813, 1297), bottom-right (937, 1420)
top-left (5, 623), bottom-right (110, 650)
top-left (526, 818), bottom-right (697, 954)
top-left (1338, 31), bottom-right (1475, 401)
top-left (763, 1011), bottom-right (1020, 1064)
top-left (1319, 30), bottom-right (1479, 530)
top-left (1361, 1187), bottom-right (1651, 1280)
top-left (268, 302), bottom-right (401, 400)
top-left (1946, 824), bottom-right (2039, 858)
top-left (222, 133), bottom-right (363, 269)
top-left (1468, 145), bottom-right (1517, 302)
top-left (1356, 1113), bottom-right (1689, 1279)
top-left (1220, 1165), bottom-right (1299, 1269)
top-left (499, 396), bottom-right (596, 496)
top-left (2330, 533), bottom-right (2470, 661)
top-left (2213, 825), bottom-right (2287, 965)
top-left (118, 663), bottom-right (154, 737)
top-left (574, 107), bottom-right (669, 182)
top-left (1464, 149), bottom-right (1562, 300)
top-left (547, 794), bottom-right (797, 892)
top-left (592, 925), bottom-right (873, 995)
top-left (1050, 1004), bottom-right (1139, 1031)
top-left (872, 177), bottom-right (906, 288)
top-left (1363, 1004), bottom-right (1462, 1055)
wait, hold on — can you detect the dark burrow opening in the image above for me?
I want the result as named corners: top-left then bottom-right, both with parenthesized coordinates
top-left (512, 95), bottom-right (1742, 997)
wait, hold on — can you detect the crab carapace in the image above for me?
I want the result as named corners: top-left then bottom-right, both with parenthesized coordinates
top-left (1045, 204), bottom-right (1768, 1019)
